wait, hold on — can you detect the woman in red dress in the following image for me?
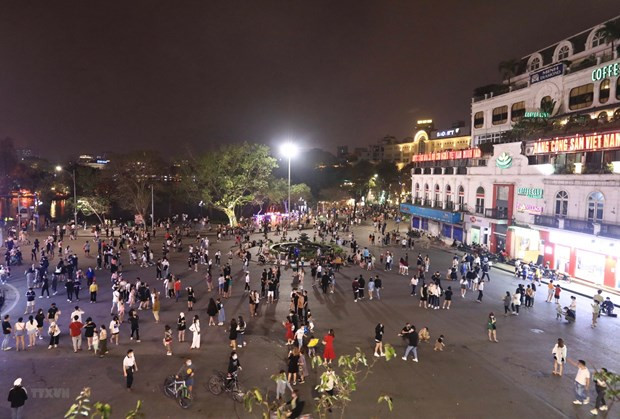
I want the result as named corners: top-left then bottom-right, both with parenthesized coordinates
top-left (322, 329), bottom-right (336, 364)
top-left (283, 316), bottom-right (294, 345)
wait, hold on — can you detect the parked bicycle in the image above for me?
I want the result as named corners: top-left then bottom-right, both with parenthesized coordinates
top-left (207, 370), bottom-right (244, 403)
top-left (163, 375), bottom-right (192, 409)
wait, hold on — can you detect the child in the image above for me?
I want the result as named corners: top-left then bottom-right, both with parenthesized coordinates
top-left (555, 302), bottom-right (563, 320)
top-left (307, 335), bottom-right (319, 359)
top-left (163, 325), bottom-right (173, 356)
top-left (434, 335), bottom-right (445, 352)
top-left (92, 329), bottom-right (100, 355)
top-left (419, 327), bottom-right (431, 343)
top-left (275, 369), bottom-right (293, 401)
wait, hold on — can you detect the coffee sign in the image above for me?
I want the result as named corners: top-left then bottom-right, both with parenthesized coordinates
top-left (517, 187), bottom-right (543, 199)
top-left (517, 203), bottom-right (543, 215)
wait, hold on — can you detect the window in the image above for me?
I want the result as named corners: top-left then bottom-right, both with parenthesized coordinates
top-left (529, 57), bottom-right (541, 71)
top-left (511, 101), bottom-right (525, 122)
top-left (492, 106), bottom-right (508, 125)
top-left (617, 78), bottom-right (620, 100)
top-left (474, 112), bottom-right (484, 128)
top-left (614, 109), bottom-right (620, 121)
top-left (540, 95), bottom-right (553, 111)
top-left (424, 184), bottom-right (429, 202)
top-left (598, 112), bottom-right (608, 123)
top-left (475, 187), bottom-right (485, 214)
top-left (555, 191), bottom-right (568, 217)
top-left (569, 84), bottom-right (594, 110)
top-left (599, 79), bottom-right (610, 104)
top-left (458, 186), bottom-right (465, 207)
top-left (446, 185), bottom-right (452, 203)
top-left (587, 192), bottom-right (604, 222)
top-left (557, 45), bottom-right (570, 60)
top-left (414, 183), bottom-right (420, 198)
top-left (434, 184), bottom-right (441, 204)
top-left (592, 30), bottom-right (605, 48)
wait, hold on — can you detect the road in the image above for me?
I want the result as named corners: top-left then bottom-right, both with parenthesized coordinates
top-left (0, 222), bottom-right (618, 419)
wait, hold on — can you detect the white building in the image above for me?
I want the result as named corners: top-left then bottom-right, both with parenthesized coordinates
top-left (471, 15), bottom-right (620, 146)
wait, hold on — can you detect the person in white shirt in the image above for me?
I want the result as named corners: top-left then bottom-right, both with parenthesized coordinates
top-left (70, 306), bottom-right (84, 323)
top-left (123, 349), bottom-right (138, 390)
top-left (189, 315), bottom-right (201, 349)
top-left (111, 288), bottom-right (120, 315)
top-left (551, 338), bottom-right (567, 376)
top-left (568, 359), bottom-right (590, 405)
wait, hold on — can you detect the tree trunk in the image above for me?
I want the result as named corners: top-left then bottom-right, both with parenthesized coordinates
top-left (223, 207), bottom-right (237, 227)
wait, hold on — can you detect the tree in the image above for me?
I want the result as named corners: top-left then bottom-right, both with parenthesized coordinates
top-left (65, 387), bottom-right (143, 419)
top-left (190, 143), bottom-right (278, 226)
top-left (318, 186), bottom-right (350, 203)
top-left (593, 368), bottom-right (619, 417)
top-left (76, 196), bottom-right (111, 225)
top-left (106, 151), bottom-right (164, 222)
top-left (342, 162), bottom-right (375, 217)
top-left (600, 20), bottom-right (620, 58)
top-left (498, 59), bottom-right (520, 85)
top-left (373, 161), bottom-right (400, 204)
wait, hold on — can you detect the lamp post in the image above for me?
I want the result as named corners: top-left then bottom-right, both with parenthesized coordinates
top-left (280, 142), bottom-right (298, 215)
top-left (55, 165), bottom-right (78, 230)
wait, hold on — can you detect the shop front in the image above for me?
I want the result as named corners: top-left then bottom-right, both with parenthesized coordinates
top-left (400, 203), bottom-right (462, 239)
top-left (509, 226), bottom-right (543, 264)
top-left (464, 215), bottom-right (491, 246)
top-left (538, 229), bottom-right (620, 289)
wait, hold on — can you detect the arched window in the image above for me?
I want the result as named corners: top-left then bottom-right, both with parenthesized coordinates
top-left (587, 192), bottom-right (604, 222)
top-left (592, 30), bottom-right (605, 48)
top-left (475, 187), bottom-right (485, 214)
top-left (446, 185), bottom-right (452, 203)
top-left (614, 109), bottom-right (620, 121)
top-left (424, 184), bottom-right (430, 202)
top-left (555, 191), bottom-right (568, 217)
top-left (557, 45), bottom-right (570, 60)
top-left (458, 186), bottom-right (465, 207)
top-left (598, 112), bottom-right (608, 123)
top-left (434, 184), bottom-right (441, 205)
top-left (600, 79), bottom-right (610, 104)
top-left (414, 183), bottom-right (420, 198)
top-left (529, 56), bottom-right (541, 71)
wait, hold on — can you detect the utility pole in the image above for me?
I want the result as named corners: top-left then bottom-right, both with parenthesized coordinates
top-left (151, 184), bottom-right (155, 233)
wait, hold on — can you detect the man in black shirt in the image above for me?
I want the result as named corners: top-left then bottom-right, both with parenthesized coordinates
top-left (399, 323), bottom-right (419, 362)
top-left (7, 377), bottom-right (28, 418)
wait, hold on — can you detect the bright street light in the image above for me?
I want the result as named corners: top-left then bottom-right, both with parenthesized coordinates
top-left (280, 142), bottom-right (299, 215)
top-left (55, 165), bottom-right (63, 172)
top-left (55, 164), bottom-right (78, 230)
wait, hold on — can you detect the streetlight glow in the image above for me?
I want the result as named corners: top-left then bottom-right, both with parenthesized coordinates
top-left (55, 165), bottom-right (63, 172)
top-left (280, 142), bottom-right (299, 158)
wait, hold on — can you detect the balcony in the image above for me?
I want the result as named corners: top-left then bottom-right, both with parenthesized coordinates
top-left (485, 208), bottom-right (509, 219)
top-left (532, 215), bottom-right (620, 237)
top-left (474, 205), bottom-right (485, 215)
top-left (533, 214), bottom-right (558, 228)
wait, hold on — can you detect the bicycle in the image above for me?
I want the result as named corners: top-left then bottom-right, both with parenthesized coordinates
top-left (163, 375), bottom-right (192, 409)
top-left (207, 370), bottom-right (244, 403)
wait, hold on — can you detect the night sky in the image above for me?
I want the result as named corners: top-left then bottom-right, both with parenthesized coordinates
top-left (1, 1), bottom-right (618, 159)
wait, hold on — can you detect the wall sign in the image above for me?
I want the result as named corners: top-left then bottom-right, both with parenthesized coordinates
top-left (517, 187), bottom-right (543, 199)
top-left (524, 111), bottom-right (549, 119)
top-left (436, 128), bottom-right (460, 137)
top-left (495, 152), bottom-right (513, 169)
top-left (531, 130), bottom-right (620, 155)
top-left (530, 63), bottom-right (564, 84)
top-left (516, 203), bottom-right (543, 215)
top-left (591, 61), bottom-right (619, 82)
top-left (411, 148), bottom-right (481, 163)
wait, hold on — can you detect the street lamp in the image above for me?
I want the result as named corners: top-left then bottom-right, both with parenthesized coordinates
top-left (280, 142), bottom-right (299, 215)
top-left (56, 165), bottom-right (78, 230)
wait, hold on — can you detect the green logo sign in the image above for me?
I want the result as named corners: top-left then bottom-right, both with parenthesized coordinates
top-left (524, 111), bottom-right (549, 119)
top-left (517, 187), bottom-right (543, 199)
top-left (496, 152), bottom-right (513, 169)
top-left (592, 61), bottom-right (619, 82)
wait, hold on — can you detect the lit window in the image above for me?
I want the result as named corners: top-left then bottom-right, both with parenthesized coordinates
top-left (511, 101), bottom-right (525, 122)
top-left (592, 30), bottom-right (605, 48)
top-left (475, 187), bottom-right (485, 214)
top-left (569, 84), bottom-right (594, 110)
top-left (474, 112), bottom-right (484, 128)
top-left (555, 190), bottom-right (568, 217)
top-left (557, 45), bottom-right (570, 60)
top-left (492, 106), bottom-right (508, 125)
top-left (529, 57), bottom-right (541, 71)
top-left (434, 184), bottom-right (441, 204)
top-left (587, 191), bottom-right (604, 221)
top-left (446, 185), bottom-right (452, 203)
top-left (458, 186), bottom-right (465, 206)
top-left (599, 79), bottom-right (610, 104)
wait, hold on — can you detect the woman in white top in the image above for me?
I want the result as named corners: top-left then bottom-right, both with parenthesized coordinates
top-left (552, 338), bottom-right (567, 376)
top-left (14, 317), bottom-right (26, 351)
top-left (25, 316), bottom-right (38, 347)
top-left (109, 316), bottom-right (120, 345)
top-left (189, 315), bottom-right (201, 349)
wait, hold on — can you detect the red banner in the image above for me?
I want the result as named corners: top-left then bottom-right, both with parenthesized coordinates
top-left (411, 148), bottom-right (481, 163)
top-left (532, 130), bottom-right (620, 155)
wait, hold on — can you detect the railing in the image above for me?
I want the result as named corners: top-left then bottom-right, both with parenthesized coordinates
top-left (475, 205), bottom-right (485, 215)
top-left (563, 218), bottom-right (594, 235)
top-left (534, 214), bottom-right (559, 228)
top-left (445, 201), bottom-right (454, 211)
top-left (600, 223), bottom-right (620, 240)
top-left (484, 208), bottom-right (509, 219)
top-left (433, 201), bottom-right (443, 209)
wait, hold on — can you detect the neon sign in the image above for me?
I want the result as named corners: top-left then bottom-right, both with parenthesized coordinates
top-left (592, 61), bottom-right (619, 82)
top-left (517, 187), bottom-right (543, 199)
top-left (532, 131), bottom-right (620, 155)
top-left (411, 148), bottom-right (481, 163)
top-left (516, 203), bottom-right (543, 215)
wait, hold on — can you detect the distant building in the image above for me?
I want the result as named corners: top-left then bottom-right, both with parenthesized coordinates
top-left (77, 154), bottom-right (110, 169)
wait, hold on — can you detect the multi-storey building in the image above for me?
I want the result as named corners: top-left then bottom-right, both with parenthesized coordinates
top-left (471, 15), bottom-right (620, 146)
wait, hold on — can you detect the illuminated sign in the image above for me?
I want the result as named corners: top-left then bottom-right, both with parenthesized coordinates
top-left (411, 148), bottom-right (481, 163)
top-left (530, 63), bottom-right (564, 84)
top-left (496, 152), bottom-right (513, 169)
top-left (531, 131), bottom-right (620, 155)
top-left (416, 119), bottom-right (433, 125)
top-left (524, 111), bottom-right (549, 119)
top-left (591, 61), bottom-right (620, 82)
top-left (436, 128), bottom-right (460, 137)
top-left (517, 187), bottom-right (543, 199)
top-left (516, 203), bottom-right (543, 215)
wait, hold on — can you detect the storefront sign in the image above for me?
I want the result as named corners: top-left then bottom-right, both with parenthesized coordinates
top-left (400, 203), bottom-right (462, 224)
top-left (411, 148), bottom-right (481, 163)
top-left (524, 111), bottom-right (549, 119)
top-left (517, 187), bottom-right (543, 199)
top-left (516, 203), bottom-right (543, 215)
top-left (530, 63), bottom-right (564, 84)
top-left (531, 130), bottom-right (620, 155)
top-left (495, 152), bottom-right (513, 169)
top-left (591, 60), bottom-right (620, 82)
top-left (436, 128), bottom-right (460, 137)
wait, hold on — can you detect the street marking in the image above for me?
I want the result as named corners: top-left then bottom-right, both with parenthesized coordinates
top-left (1, 282), bottom-right (20, 316)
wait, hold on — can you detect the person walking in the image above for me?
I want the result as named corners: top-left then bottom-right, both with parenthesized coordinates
top-left (236, 316), bottom-right (246, 348)
top-left (476, 280), bottom-right (484, 303)
top-left (7, 378), bottom-right (28, 419)
top-left (217, 298), bottom-right (226, 326)
top-left (152, 292), bottom-right (160, 323)
top-left (69, 315), bottom-right (83, 353)
top-left (122, 349), bottom-right (138, 391)
top-left (25, 288), bottom-right (36, 315)
top-left (511, 291), bottom-right (521, 315)
top-left (207, 298), bottom-right (218, 326)
top-left (591, 367), bottom-right (609, 415)
top-left (47, 321), bottom-right (60, 349)
top-left (374, 323), bottom-right (385, 357)
top-left (552, 338), bottom-right (567, 376)
top-left (442, 286), bottom-right (453, 309)
top-left (591, 300), bottom-right (600, 328)
top-left (229, 318), bottom-right (238, 349)
top-left (84, 318), bottom-right (96, 351)
top-left (98, 325), bottom-right (108, 357)
top-left (568, 359), bottom-right (590, 405)
top-left (2, 315), bottom-right (12, 351)
top-left (487, 313), bottom-right (498, 342)
top-left (503, 292), bottom-right (512, 316)
top-left (322, 329), bottom-right (336, 365)
top-left (399, 323), bottom-right (419, 362)
top-left (89, 280), bottom-right (98, 303)
top-left (410, 276), bottom-right (418, 296)
top-left (374, 276), bottom-right (382, 300)
top-left (189, 315), bottom-right (201, 349)
top-left (109, 316), bottom-right (120, 346)
top-left (177, 313), bottom-right (187, 343)
top-left (129, 310), bottom-right (140, 342)
top-left (163, 325), bottom-right (173, 356)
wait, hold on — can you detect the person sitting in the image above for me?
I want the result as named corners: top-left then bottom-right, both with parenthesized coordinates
top-left (601, 297), bottom-right (616, 317)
